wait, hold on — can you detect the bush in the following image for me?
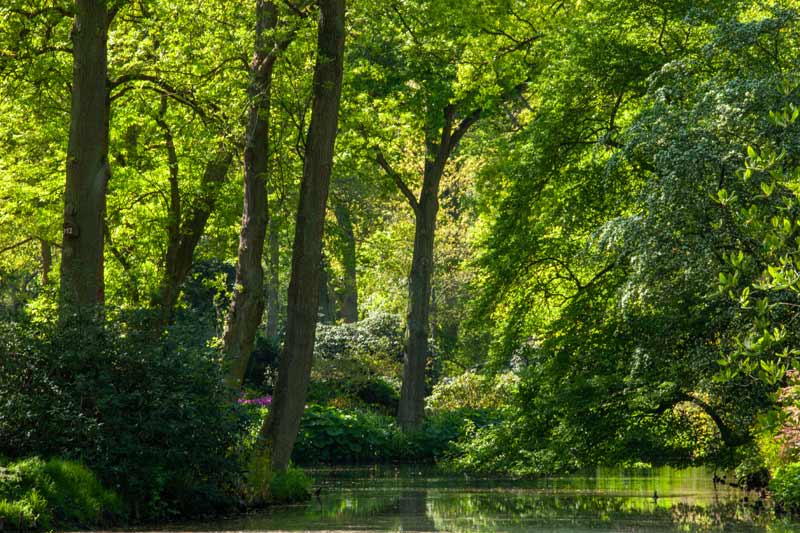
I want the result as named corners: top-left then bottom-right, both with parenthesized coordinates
top-left (311, 314), bottom-right (404, 410)
top-left (771, 462), bottom-right (800, 513)
top-left (427, 371), bottom-right (517, 412)
top-left (0, 457), bottom-right (122, 529)
top-left (293, 405), bottom-right (395, 464)
top-left (0, 317), bottom-right (250, 520)
top-left (269, 468), bottom-right (312, 504)
top-left (292, 404), bottom-right (494, 464)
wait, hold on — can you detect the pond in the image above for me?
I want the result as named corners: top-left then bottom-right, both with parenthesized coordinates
top-left (139, 466), bottom-right (798, 532)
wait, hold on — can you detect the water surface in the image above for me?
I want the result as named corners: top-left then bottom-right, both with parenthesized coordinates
top-left (140, 466), bottom-right (800, 532)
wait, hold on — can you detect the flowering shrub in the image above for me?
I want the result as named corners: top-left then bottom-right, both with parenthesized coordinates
top-left (239, 395), bottom-right (272, 406)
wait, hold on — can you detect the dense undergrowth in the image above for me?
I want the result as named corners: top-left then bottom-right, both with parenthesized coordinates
top-left (0, 457), bottom-right (122, 530)
top-left (0, 316), bottom-right (250, 521)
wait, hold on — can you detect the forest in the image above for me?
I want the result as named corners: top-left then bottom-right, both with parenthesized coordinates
top-left (2, 0), bottom-right (800, 529)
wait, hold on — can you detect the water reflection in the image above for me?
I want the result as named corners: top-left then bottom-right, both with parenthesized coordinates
top-left (151, 467), bottom-right (798, 532)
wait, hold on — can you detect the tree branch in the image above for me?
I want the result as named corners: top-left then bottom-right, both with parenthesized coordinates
top-left (447, 107), bottom-right (481, 154)
top-left (108, 73), bottom-right (217, 119)
top-left (282, 0), bottom-right (314, 18)
top-left (374, 146), bottom-right (419, 211)
top-left (0, 237), bottom-right (35, 256)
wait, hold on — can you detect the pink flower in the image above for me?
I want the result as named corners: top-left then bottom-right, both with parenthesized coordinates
top-left (238, 395), bottom-right (272, 406)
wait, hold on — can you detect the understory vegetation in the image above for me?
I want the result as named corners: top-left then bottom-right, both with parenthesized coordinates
top-left (4, 0), bottom-right (800, 527)
top-left (0, 457), bottom-right (122, 530)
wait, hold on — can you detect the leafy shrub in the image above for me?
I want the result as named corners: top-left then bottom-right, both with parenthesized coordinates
top-left (311, 314), bottom-right (403, 410)
top-left (427, 371), bottom-right (517, 412)
top-left (0, 457), bottom-right (121, 529)
top-left (355, 378), bottom-right (399, 413)
top-left (269, 468), bottom-right (312, 504)
top-left (293, 405), bottom-right (395, 463)
top-left (292, 404), bottom-right (493, 464)
top-left (770, 463), bottom-right (800, 513)
top-left (0, 317), bottom-right (250, 519)
top-left (244, 335), bottom-right (281, 391)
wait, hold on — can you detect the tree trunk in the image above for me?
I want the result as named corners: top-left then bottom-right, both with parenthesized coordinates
top-left (59, 0), bottom-right (111, 316)
top-left (317, 253), bottom-right (335, 323)
top-left (258, 0), bottom-right (346, 474)
top-left (333, 200), bottom-right (358, 322)
top-left (395, 105), bottom-right (480, 432)
top-left (397, 187), bottom-right (438, 431)
top-left (40, 239), bottom-right (51, 286)
top-left (265, 213), bottom-right (281, 337)
top-left (223, 1), bottom-right (280, 390)
top-left (153, 148), bottom-right (232, 327)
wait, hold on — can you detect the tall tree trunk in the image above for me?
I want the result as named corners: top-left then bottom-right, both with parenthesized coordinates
top-left (40, 239), bottom-right (51, 286)
top-left (333, 201), bottom-right (358, 322)
top-left (223, 1), bottom-right (280, 389)
top-left (392, 105), bottom-right (481, 432)
top-left (258, 0), bottom-right (346, 474)
top-left (397, 172), bottom-right (439, 431)
top-left (265, 213), bottom-right (281, 337)
top-left (317, 253), bottom-right (335, 323)
top-left (59, 0), bottom-right (111, 316)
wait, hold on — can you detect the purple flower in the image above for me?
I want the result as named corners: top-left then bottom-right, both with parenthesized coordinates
top-left (238, 395), bottom-right (272, 406)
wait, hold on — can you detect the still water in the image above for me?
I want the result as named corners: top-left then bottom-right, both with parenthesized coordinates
top-left (151, 467), bottom-right (799, 532)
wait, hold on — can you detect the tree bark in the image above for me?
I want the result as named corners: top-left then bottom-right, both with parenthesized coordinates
top-left (395, 105), bottom-right (480, 432)
top-left (333, 200), bottom-right (358, 322)
top-left (265, 213), bottom-right (281, 337)
top-left (40, 239), bottom-right (51, 286)
top-left (59, 0), bottom-right (111, 316)
top-left (223, 1), bottom-right (281, 390)
top-left (259, 0), bottom-right (346, 474)
top-left (317, 253), bottom-right (335, 323)
top-left (397, 171), bottom-right (439, 432)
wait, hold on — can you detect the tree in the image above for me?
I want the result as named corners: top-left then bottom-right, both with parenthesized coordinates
top-left (351, 0), bottom-right (534, 431)
top-left (59, 0), bottom-right (116, 315)
top-left (462, 0), bottom-right (791, 471)
top-left (331, 198), bottom-right (358, 322)
top-left (224, 0), bottom-right (308, 388)
top-left (258, 0), bottom-right (346, 475)
top-left (150, 94), bottom-right (232, 326)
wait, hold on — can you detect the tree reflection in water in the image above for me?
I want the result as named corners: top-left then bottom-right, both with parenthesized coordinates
top-left (143, 467), bottom-right (793, 531)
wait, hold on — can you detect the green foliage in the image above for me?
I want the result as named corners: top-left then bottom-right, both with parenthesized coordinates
top-left (0, 492), bottom-right (48, 531)
top-left (714, 99), bottom-right (800, 384)
top-left (293, 405), bottom-right (396, 464)
top-left (0, 317), bottom-right (250, 519)
top-left (427, 371), bottom-right (517, 412)
top-left (310, 314), bottom-right (403, 412)
top-left (0, 457), bottom-right (122, 530)
top-left (292, 404), bottom-right (492, 465)
top-left (770, 463), bottom-right (800, 513)
top-left (269, 468), bottom-right (313, 504)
